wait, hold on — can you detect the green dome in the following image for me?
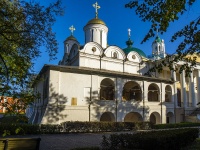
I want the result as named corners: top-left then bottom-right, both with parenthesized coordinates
top-left (123, 47), bottom-right (146, 57)
top-left (155, 36), bottom-right (162, 43)
top-left (123, 38), bottom-right (146, 57)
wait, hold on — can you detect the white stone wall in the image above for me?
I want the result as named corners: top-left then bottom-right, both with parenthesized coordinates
top-left (101, 58), bottom-right (123, 72)
top-left (31, 69), bottom-right (176, 124)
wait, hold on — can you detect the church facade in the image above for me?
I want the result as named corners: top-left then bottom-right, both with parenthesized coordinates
top-left (27, 2), bottom-right (200, 124)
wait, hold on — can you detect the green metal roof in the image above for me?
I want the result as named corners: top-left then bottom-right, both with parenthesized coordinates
top-left (123, 47), bottom-right (146, 57)
top-left (155, 36), bottom-right (162, 43)
top-left (123, 38), bottom-right (146, 57)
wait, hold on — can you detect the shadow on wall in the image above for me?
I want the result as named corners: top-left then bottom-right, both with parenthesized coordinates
top-left (85, 90), bottom-right (150, 122)
top-left (35, 83), bottom-right (68, 124)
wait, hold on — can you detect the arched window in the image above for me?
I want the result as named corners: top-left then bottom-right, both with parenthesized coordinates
top-left (148, 84), bottom-right (160, 102)
top-left (100, 78), bottom-right (115, 100)
top-left (122, 81), bottom-right (141, 101)
top-left (165, 85), bottom-right (172, 102)
top-left (124, 112), bottom-right (142, 122)
top-left (150, 112), bottom-right (161, 124)
top-left (113, 52), bottom-right (118, 59)
top-left (177, 89), bottom-right (181, 107)
top-left (158, 45), bottom-right (161, 52)
top-left (100, 112), bottom-right (115, 122)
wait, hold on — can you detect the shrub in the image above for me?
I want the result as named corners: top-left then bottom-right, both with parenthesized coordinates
top-left (152, 122), bottom-right (200, 129)
top-left (0, 123), bottom-right (40, 136)
top-left (0, 115), bottom-right (28, 123)
top-left (60, 121), bottom-right (151, 133)
top-left (101, 128), bottom-right (199, 150)
top-left (0, 122), bottom-right (152, 136)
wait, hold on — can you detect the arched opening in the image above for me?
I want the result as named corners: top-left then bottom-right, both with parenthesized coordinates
top-left (177, 89), bottom-right (181, 107)
top-left (100, 112), bottom-right (115, 122)
top-left (148, 84), bottom-right (160, 102)
top-left (158, 45), bottom-right (161, 52)
top-left (124, 112), bottom-right (143, 122)
top-left (100, 78), bottom-right (115, 100)
top-left (166, 112), bottom-right (174, 124)
top-left (122, 81), bottom-right (142, 101)
top-left (165, 85), bottom-right (172, 102)
top-left (150, 112), bottom-right (161, 124)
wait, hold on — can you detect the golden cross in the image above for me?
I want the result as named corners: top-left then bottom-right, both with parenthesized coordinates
top-left (93, 2), bottom-right (100, 18)
top-left (69, 25), bottom-right (75, 35)
top-left (128, 28), bottom-right (131, 38)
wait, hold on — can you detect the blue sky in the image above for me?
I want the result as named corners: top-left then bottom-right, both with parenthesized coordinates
top-left (33, 0), bottom-right (200, 73)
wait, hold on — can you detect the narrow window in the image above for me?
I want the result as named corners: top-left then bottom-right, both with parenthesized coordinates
top-left (113, 52), bottom-right (118, 59)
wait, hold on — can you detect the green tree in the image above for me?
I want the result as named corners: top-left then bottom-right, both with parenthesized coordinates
top-left (125, 0), bottom-right (200, 76)
top-left (0, 0), bottom-right (63, 116)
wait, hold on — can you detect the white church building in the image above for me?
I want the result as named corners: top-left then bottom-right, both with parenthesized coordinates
top-left (27, 2), bottom-right (200, 125)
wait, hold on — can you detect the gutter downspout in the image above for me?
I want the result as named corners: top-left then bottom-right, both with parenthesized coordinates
top-left (160, 82), bottom-right (163, 124)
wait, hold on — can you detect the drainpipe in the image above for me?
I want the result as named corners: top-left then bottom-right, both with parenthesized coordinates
top-left (100, 55), bottom-right (101, 70)
top-left (160, 82), bottom-right (163, 124)
top-left (143, 80), bottom-right (145, 122)
top-left (115, 77), bottom-right (118, 122)
top-left (89, 87), bottom-right (91, 122)
top-left (89, 73), bottom-right (92, 122)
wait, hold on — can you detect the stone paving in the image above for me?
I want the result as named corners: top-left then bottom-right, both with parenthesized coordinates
top-left (6, 131), bottom-right (137, 150)
top-left (38, 133), bottom-right (103, 150)
top-left (8, 132), bottom-right (119, 150)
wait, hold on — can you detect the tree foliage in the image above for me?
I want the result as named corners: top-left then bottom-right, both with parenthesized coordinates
top-left (0, 0), bottom-right (63, 115)
top-left (125, 0), bottom-right (200, 76)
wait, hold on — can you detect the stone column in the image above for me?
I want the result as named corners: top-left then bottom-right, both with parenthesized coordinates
top-left (197, 70), bottom-right (200, 105)
top-left (116, 78), bottom-right (124, 122)
top-left (171, 66), bottom-right (177, 106)
top-left (171, 65), bottom-right (177, 123)
top-left (160, 83), bottom-right (165, 124)
top-left (143, 81), bottom-right (148, 102)
top-left (115, 77), bottom-right (121, 122)
top-left (189, 70), bottom-right (196, 107)
top-left (180, 70), bottom-right (187, 108)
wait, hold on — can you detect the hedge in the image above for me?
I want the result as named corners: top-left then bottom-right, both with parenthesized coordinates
top-left (60, 121), bottom-right (151, 133)
top-left (0, 121), bottom-right (151, 136)
top-left (101, 128), bottom-right (199, 150)
top-left (152, 122), bottom-right (200, 129)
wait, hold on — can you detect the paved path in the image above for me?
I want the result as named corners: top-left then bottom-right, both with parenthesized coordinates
top-left (8, 132), bottom-right (134, 150)
top-left (38, 133), bottom-right (103, 150)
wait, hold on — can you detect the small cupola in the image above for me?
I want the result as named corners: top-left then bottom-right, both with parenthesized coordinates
top-left (64, 25), bottom-right (79, 55)
top-left (152, 31), bottom-right (166, 60)
top-left (123, 29), bottom-right (146, 57)
top-left (83, 2), bottom-right (108, 49)
top-left (59, 25), bottom-right (79, 65)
